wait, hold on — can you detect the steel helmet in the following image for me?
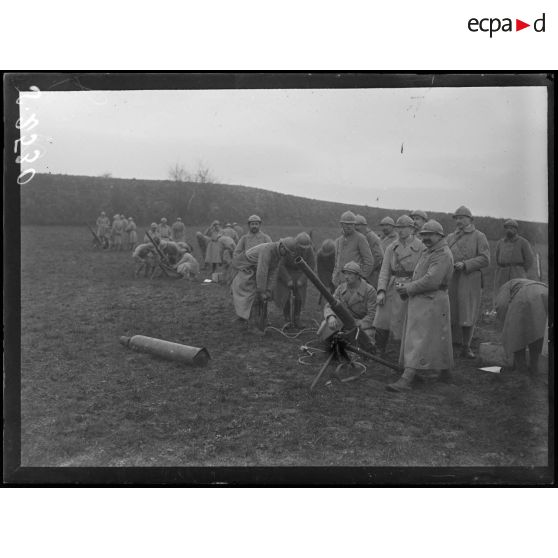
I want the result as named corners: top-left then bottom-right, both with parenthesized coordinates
top-left (101, 211), bottom-right (106, 216)
top-left (177, 217), bottom-right (182, 221)
top-left (320, 239), bottom-right (336, 254)
top-left (279, 237), bottom-right (297, 255)
top-left (342, 261), bottom-right (363, 276)
top-left (339, 210), bottom-right (357, 224)
top-left (410, 210), bottom-right (428, 221)
top-left (161, 217), bottom-right (167, 223)
top-left (150, 222), bottom-right (157, 228)
top-left (395, 215), bottom-right (414, 228)
top-left (453, 206), bottom-right (473, 219)
top-left (355, 214), bottom-right (368, 225)
top-left (248, 214), bottom-right (262, 223)
top-left (504, 219), bottom-right (518, 229)
top-left (380, 216), bottom-right (395, 227)
top-left (419, 220), bottom-right (445, 237)
top-left (295, 232), bottom-right (313, 248)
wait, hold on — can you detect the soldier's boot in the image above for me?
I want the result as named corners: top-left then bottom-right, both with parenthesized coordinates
top-left (386, 368), bottom-right (416, 392)
top-left (437, 369), bottom-right (453, 383)
top-left (528, 338), bottom-right (543, 376)
top-left (375, 328), bottom-right (390, 356)
top-left (513, 349), bottom-right (528, 374)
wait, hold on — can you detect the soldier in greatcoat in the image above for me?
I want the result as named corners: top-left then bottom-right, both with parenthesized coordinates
top-left (233, 215), bottom-right (272, 262)
top-left (218, 233), bottom-right (237, 284)
top-left (493, 219), bottom-right (535, 297)
top-left (494, 278), bottom-right (548, 375)
top-left (446, 206), bottom-right (490, 358)
top-left (319, 261), bottom-right (377, 343)
top-left (176, 251), bottom-right (200, 281)
top-left (96, 211), bottom-right (110, 247)
top-left (231, 238), bottom-right (296, 324)
top-left (126, 217), bottom-right (138, 250)
top-left (386, 220), bottom-right (454, 392)
top-left (273, 232), bottom-right (316, 328)
top-left (410, 210), bottom-right (428, 237)
top-left (111, 214), bottom-right (124, 251)
top-left (120, 215), bottom-right (129, 248)
top-left (316, 239), bottom-right (336, 306)
top-left (379, 216), bottom-right (398, 251)
top-left (355, 214), bottom-right (384, 288)
top-left (203, 220), bottom-right (224, 274)
top-left (157, 218), bottom-right (172, 240)
top-left (332, 211), bottom-right (374, 287)
top-left (144, 222), bottom-right (160, 243)
top-left (171, 217), bottom-right (186, 243)
top-left (373, 215), bottom-right (423, 354)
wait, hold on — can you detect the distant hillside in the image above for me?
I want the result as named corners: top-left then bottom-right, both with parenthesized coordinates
top-left (20, 174), bottom-right (548, 243)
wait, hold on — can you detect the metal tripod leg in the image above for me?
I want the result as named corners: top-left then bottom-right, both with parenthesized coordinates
top-left (310, 351), bottom-right (335, 390)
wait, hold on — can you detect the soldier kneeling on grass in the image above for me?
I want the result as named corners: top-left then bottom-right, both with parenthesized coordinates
top-left (176, 249), bottom-right (200, 281)
top-left (133, 242), bottom-right (158, 278)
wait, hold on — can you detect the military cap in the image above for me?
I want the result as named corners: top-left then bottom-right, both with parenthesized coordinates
top-left (320, 239), bottom-right (336, 254)
top-left (295, 232), bottom-right (313, 248)
top-left (339, 210), bottom-right (357, 224)
top-left (395, 215), bottom-right (414, 228)
top-left (379, 216), bottom-right (395, 227)
top-left (419, 220), bottom-right (445, 237)
top-left (355, 214), bottom-right (368, 225)
top-left (410, 209), bottom-right (428, 220)
top-left (342, 261), bottom-right (363, 276)
top-left (504, 219), bottom-right (518, 229)
top-left (280, 237), bottom-right (297, 255)
top-left (453, 206), bottom-right (473, 218)
top-left (248, 214), bottom-right (262, 223)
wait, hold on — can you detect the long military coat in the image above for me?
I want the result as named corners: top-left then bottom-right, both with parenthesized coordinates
top-left (380, 231), bottom-right (398, 252)
top-left (446, 225), bottom-right (490, 339)
top-left (332, 231), bottom-right (374, 287)
top-left (399, 238), bottom-right (454, 370)
top-left (494, 279), bottom-right (548, 359)
top-left (493, 235), bottom-right (535, 294)
top-left (233, 231), bottom-right (273, 262)
top-left (373, 236), bottom-right (423, 340)
top-left (171, 221), bottom-right (186, 242)
top-left (364, 229), bottom-right (384, 287)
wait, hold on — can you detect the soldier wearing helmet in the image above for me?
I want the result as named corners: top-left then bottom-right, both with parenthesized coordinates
top-left (126, 217), bottom-right (138, 251)
top-left (120, 214), bottom-right (129, 248)
top-left (96, 211), bottom-right (111, 248)
top-left (158, 217), bottom-right (172, 240)
top-left (373, 215), bottom-right (424, 354)
top-left (273, 232), bottom-right (316, 328)
top-left (493, 219), bottom-right (535, 297)
top-left (171, 217), bottom-right (186, 243)
top-left (410, 210), bottom-right (428, 235)
top-left (143, 222), bottom-right (160, 243)
top-left (379, 216), bottom-right (398, 251)
top-left (319, 261), bottom-right (377, 343)
top-left (231, 237), bottom-right (295, 325)
top-left (232, 222), bottom-right (244, 238)
top-left (132, 242), bottom-right (158, 278)
top-left (446, 206), bottom-right (490, 359)
top-left (355, 214), bottom-right (384, 288)
top-left (387, 220), bottom-right (454, 392)
top-left (332, 210), bottom-right (375, 287)
top-left (233, 214), bottom-right (272, 263)
top-left (111, 213), bottom-right (125, 251)
top-left (221, 222), bottom-right (239, 243)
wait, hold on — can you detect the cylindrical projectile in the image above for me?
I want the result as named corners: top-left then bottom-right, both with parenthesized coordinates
top-left (119, 335), bottom-right (210, 366)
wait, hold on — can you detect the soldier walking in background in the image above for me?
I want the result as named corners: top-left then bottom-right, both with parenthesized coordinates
top-left (233, 215), bottom-right (272, 262)
top-left (111, 214), bottom-right (124, 251)
top-left (447, 206), bottom-right (490, 358)
top-left (273, 232), bottom-right (316, 328)
top-left (126, 217), bottom-right (138, 250)
top-left (373, 215), bottom-right (423, 355)
top-left (355, 214), bottom-right (384, 287)
top-left (379, 216), bottom-right (398, 251)
top-left (144, 222), bottom-right (159, 243)
top-left (494, 278), bottom-right (548, 376)
top-left (410, 210), bottom-right (428, 236)
top-left (316, 239), bottom-right (336, 306)
top-left (493, 219), bottom-right (535, 297)
top-left (387, 220), bottom-right (454, 392)
top-left (158, 217), bottom-right (172, 240)
top-left (332, 211), bottom-right (374, 287)
top-left (171, 217), bottom-right (186, 243)
top-left (231, 237), bottom-right (297, 325)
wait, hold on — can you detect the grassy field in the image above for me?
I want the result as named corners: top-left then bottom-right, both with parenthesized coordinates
top-left (20, 225), bottom-right (549, 467)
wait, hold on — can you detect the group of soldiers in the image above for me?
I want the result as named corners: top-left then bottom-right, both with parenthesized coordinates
top-left (95, 212), bottom-right (139, 251)
top-left (227, 208), bottom-right (547, 393)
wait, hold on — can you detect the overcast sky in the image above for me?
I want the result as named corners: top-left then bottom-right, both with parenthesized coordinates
top-left (21, 86), bottom-right (548, 222)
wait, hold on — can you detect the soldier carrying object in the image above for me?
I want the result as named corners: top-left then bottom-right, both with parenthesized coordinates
top-left (494, 278), bottom-right (548, 376)
top-left (387, 220), bottom-right (454, 392)
top-left (319, 261), bottom-right (377, 344)
top-left (379, 216), bottom-right (398, 251)
top-left (231, 237), bottom-right (297, 326)
top-left (233, 214), bottom-right (272, 261)
top-left (355, 214), bottom-right (384, 288)
top-left (373, 215), bottom-right (423, 355)
top-left (410, 210), bottom-right (428, 236)
top-left (332, 211), bottom-right (374, 288)
top-left (171, 217), bottom-right (186, 243)
top-left (273, 232), bottom-right (316, 328)
top-left (316, 239), bottom-right (336, 306)
top-left (446, 206), bottom-right (490, 359)
top-left (493, 219), bottom-right (535, 298)
top-left (133, 242), bottom-right (158, 278)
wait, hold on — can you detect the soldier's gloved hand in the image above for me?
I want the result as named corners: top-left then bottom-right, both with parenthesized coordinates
top-left (377, 291), bottom-right (386, 306)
